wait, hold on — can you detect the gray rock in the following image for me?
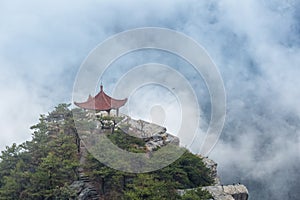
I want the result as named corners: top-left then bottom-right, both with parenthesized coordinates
top-left (119, 116), bottom-right (166, 138)
top-left (198, 155), bottom-right (220, 185)
top-left (204, 185), bottom-right (248, 200)
top-left (69, 181), bottom-right (85, 194)
top-left (178, 155), bottom-right (249, 200)
top-left (117, 116), bottom-right (180, 151)
top-left (70, 175), bottom-right (100, 200)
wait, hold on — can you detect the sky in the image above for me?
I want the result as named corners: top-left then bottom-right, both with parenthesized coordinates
top-left (0, 0), bottom-right (300, 199)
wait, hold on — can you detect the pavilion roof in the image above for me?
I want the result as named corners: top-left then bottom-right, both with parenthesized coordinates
top-left (74, 85), bottom-right (127, 111)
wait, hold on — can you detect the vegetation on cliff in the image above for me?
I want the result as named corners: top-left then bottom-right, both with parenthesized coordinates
top-left (0, 104), bottom-right (213, 199)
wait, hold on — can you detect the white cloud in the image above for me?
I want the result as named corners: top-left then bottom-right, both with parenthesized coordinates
top-left (0, 0), bottom-right (299, 199)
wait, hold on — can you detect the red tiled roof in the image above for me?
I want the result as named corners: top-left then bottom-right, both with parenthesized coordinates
top-left (74, 85), bottom-right (127, 111)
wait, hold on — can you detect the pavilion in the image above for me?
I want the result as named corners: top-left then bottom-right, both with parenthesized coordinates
top-left (74, 85), bottom-right (127, 116)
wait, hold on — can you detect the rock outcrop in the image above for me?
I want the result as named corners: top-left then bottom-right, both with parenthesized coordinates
top-left (178, 184), bottom-right (248, 200)
top-left (178, 155), bottom-right (249, 199)
top-left (204, 185), bottom-right (248, 200)
top-left (198, 155), bottom-right (220, 186)
top-left (70, 143), bottom-right (101, 200)
top-left (70, 179), bottom-right (100, 200)
top-left (75, 111), bottom-right (249, 200)
top-left (200, 157), bottom-right (249, 200)
top-left (117, 115), bottom-right (180, 151)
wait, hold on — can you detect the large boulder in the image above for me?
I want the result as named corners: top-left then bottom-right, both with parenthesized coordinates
top-left (204, 185), bottom-right (249, 200)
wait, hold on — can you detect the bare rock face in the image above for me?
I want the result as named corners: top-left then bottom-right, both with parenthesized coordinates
top-left (118, 117), bottom-right (249, 200)
top-left (204, 185), bottom-right (249, 200)
top-left (180, 155), bottom-right (249, 200)
top-left (117, 116), bottom-right (180, 151)
top-left (198, 155), bottom-right (220, 185)
top-left (76, 112), bottom-right (249, 200)
top-left (120, 116), bottom-right (167, 138)
top-left (70, 179), bottom-right (100, 200)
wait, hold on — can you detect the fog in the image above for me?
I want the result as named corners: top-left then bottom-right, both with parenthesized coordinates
top-left (0, 0), bottom-right (299, 199)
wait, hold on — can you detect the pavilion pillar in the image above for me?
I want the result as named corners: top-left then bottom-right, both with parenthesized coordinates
top-left (116, 108), bottom-right (119, 116)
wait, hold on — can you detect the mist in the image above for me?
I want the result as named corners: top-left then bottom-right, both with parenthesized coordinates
top-left (0, 0), bottom-right (299, 199)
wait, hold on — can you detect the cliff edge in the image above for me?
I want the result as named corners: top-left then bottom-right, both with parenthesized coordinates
top-left (193, 156), bottom-right (249, 200)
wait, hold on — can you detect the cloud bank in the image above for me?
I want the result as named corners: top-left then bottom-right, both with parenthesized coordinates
top-left (0, 0), bottom-right (299, 199)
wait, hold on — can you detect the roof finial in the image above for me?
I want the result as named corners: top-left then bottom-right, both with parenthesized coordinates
top-left (100, 83), bottom-right (103, 92)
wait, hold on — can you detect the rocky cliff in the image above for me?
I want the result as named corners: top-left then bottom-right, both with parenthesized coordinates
top-left (74, 112), bottom-right (249, 200)
top-left (197, 155), bottom-right (249, 200)
top-left (204, 185), bottom-right (248, 200)
top-left (178, 155), bottom-right (249, 200)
